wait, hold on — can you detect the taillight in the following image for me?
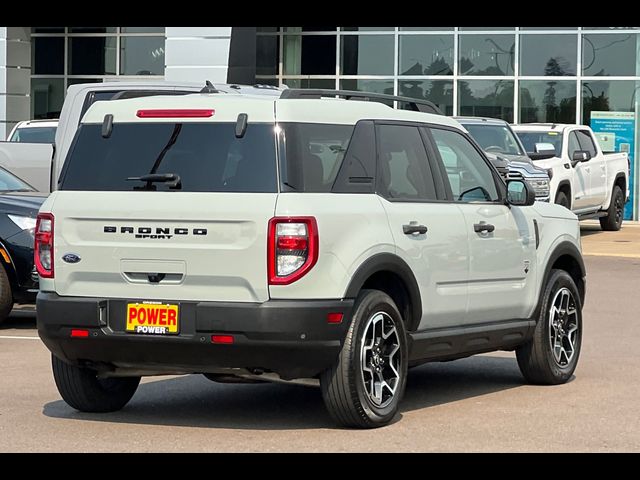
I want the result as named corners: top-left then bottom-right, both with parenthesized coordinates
top-left (268, 217), bottom-right (318, 285)
top-left (35, 213), bottom-right (54, 278)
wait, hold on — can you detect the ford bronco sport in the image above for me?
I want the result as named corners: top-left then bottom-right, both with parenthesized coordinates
top-left (37, 87), bottom-right (585, 428)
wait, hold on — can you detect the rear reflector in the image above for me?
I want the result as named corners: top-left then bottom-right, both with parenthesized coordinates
top-left (211, 335), bottom-right (234, 344)
top-left (327, 312), bottom-right (344, 324)
top-left (136, 109), bottom-right (215, 118)
top-left (70, 329), bottom-right (89, 338)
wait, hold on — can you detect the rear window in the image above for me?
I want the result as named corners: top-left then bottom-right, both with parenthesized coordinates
top-left (280, 123), bottom-right (354, 192)
top-left (60, 122), bottom-right (277, 192)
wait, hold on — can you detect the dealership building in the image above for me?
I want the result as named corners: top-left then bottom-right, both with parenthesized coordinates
top-left (1, 26), bottom-right (639, 218)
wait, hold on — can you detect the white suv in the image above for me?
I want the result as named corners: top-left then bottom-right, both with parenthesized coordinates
top-left (36, 87), bottom-right (586, 428)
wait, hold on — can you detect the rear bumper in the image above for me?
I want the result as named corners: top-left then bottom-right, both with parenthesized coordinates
top-left (37, 292), bottom-right (353, 380)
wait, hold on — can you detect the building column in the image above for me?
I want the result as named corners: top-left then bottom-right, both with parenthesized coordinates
top-left (0, 27), bottom-right (30, 140)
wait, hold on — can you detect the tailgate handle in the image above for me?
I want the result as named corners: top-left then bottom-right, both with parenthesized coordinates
top-left (148, 273), bottom-right (166, 283)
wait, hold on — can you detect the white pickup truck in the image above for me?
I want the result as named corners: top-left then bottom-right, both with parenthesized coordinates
top-left (513, 124), bottom-right (629, 231)
top-left (0, 81), bottom-right (279, 193)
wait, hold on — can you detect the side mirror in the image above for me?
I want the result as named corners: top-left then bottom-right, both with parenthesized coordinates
top-left (571, 150), bottom-right (591, 167)
top-left (506, 179), bottom-right (536, 206)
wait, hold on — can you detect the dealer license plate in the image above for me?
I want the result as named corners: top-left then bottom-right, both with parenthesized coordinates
top-left (126, 302), bottom-right (179, 335)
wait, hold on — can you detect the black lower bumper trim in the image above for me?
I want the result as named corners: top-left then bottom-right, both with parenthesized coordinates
top-left (37, 292), bottom-right (353, 380)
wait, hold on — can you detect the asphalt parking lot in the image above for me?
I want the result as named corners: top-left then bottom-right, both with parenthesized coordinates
top-left (1, 223), bottom-right (639, 452)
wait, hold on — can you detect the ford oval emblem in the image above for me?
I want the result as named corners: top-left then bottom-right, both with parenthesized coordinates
top-left (62, 253), bottom-right (81, 264)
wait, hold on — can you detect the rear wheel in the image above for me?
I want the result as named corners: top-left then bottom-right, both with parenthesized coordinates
top-left (0, 266), bottom-right (13, 325)
top-left (599, 185), bottom-right (624, 231)
top-left (555, 190), bottom-right (570, 209)
top-left (516, 269), bottom-right (582, 385)
top-left (52, 354), bottom-right (140, 412)
top-left (320, 289), bottom-right (408, 428)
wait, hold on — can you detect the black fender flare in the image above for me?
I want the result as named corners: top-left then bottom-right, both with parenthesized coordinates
top-left (344, 253), bottom-right (422, 331)
top-left (0, 238), bottom-right (18, 290)
top-left (613, 172), bottom-right (627, 199)
top-left (533, 240), bottom-right (586, 321)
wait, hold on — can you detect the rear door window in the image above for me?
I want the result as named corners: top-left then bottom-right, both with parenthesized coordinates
top-left (280, 123), bottom-right (354, 192)
top-left (376, 124), bottom-right (438, 201)
top-left (60, 122), bottom-right (277, 192)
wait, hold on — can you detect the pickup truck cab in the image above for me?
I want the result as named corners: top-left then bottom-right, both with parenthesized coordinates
top-left (513, 124), bottom-right (629, 230)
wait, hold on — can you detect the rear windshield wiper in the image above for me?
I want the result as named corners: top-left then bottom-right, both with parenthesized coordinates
top-left (126, 173), bottom-right (182, 190)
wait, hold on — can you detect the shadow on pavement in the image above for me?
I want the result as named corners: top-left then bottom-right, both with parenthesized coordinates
top-left (42, 355), bottom-right (524, 430)
top-left (1, 308), bottom-right (37, 330)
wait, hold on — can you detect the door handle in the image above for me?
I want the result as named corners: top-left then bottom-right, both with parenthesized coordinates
top-left (474, 222), bottom-right (495, 233)
top-left (403, 224), bottom-right (428, 235)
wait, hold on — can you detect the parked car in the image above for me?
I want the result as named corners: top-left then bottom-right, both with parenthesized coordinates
top-left (455, 117), bottom-right (551, 202)
top-left (0, 82), bottom-right (281, 193)
top-left (37, 87), bottom-right (585, 428)
top-left (0, 167), bottom-right (45, 324)
top-left (513, 123), bottom-right (629, 230)
top-left (7, 120), bottom-right (58, 144)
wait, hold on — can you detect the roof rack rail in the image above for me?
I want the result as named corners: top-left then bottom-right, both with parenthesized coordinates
top-left (279, 89), bottom-right (443, 115)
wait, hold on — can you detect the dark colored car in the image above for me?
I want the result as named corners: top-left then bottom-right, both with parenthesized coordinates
top-left (0, 167), bottom-right (46, 324)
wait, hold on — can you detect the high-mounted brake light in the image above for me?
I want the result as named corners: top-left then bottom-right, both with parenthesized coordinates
top-left (35, 213), bottom-right (54, 278)
top-left (268, 217), bottom-right (318, 285)
top-left (136, 109), bottom-right (215, 118)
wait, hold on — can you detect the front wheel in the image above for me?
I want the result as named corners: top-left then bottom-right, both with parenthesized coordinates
top-left (52, 354), bottom-right (140, 412)
top-left (516, 269), bottom-right (582, 385)
top-left (599, 185), bottom-right (624, 231)
top-left (320, 289), bottom-right (408, 428)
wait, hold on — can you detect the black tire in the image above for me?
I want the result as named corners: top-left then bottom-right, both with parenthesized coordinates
top-left (516, 269), bottom-right (582, 385)
top-left (52, 354), bottom-right (140, 413)
top-left (555, 190), bottom-right (570, 210)
top-left (0, 266), bottom-right (13, 325)
top-left (320, 289), bottom-right (408, 428)
top-left (599, 185), bottom-right (624, 231)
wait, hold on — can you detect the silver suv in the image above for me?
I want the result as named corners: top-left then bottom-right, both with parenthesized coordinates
top-left (37, 88), bottom-right (585, 428)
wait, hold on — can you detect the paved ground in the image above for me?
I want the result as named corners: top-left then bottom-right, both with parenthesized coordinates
top-left (1, 223), bottom-right (639, 452)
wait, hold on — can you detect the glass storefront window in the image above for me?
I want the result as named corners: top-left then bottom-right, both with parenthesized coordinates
top-left (284, 79), bottom-right (336, 89)
top-left (33, 37), bottom-right (64, 75)
top-left (341, 35), bottom-right (394, 75)
top-left (520, 34), bottom-right (577, 76)
top-left (120, 37), bottom-right (164, 75)
top-left (68, 37), bottom-right (117, 75)
top-left (581, 80), bottom-right (638, 123)
top-left (458, 34), bottom-right (514, 76)
top-left (69, 27), bottom-right (117, 33)
top-left (399, 35), bottom-right (454, 76)
top-left (256, 35), bottom-right (279, 76)
top-left (400, 27), bottom-right (453, 31)
top-left (31, 78), bottom-right (65, 119)
top-left (458, 80), bottom-right (514, 122)
top-left (120, 27), bottom-right (165, 33)
top-left (399, 80), bottom-right (453, 116)
top-left (582, 33), bottom-right (640, 76)
top-left (342, 27), bottom-right (394, 31)
top-left (520, 80), bottom-right (576, 123)
top-left (284, 35), bottom-right (336, 75)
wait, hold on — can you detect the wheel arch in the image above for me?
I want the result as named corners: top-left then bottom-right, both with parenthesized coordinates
top-left (344, 253), bottom-right (422, 332)
top-left (556, 180), bottom-right (572, 207)
top-left (535, 241), bottom-right (585, 320)
top-left (0, 238), bottom-right (19, 293)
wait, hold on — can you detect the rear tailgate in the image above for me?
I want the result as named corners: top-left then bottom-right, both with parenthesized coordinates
top-left (51, 192), bottom-right (276, 302)
top-left (48, 94), bottom-right (278, 303)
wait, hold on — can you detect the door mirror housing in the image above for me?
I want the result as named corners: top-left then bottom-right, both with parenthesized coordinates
top-left (571, 150), bottom-right (591, 167)
top-left (506, 179), bottom-right (536, 206)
